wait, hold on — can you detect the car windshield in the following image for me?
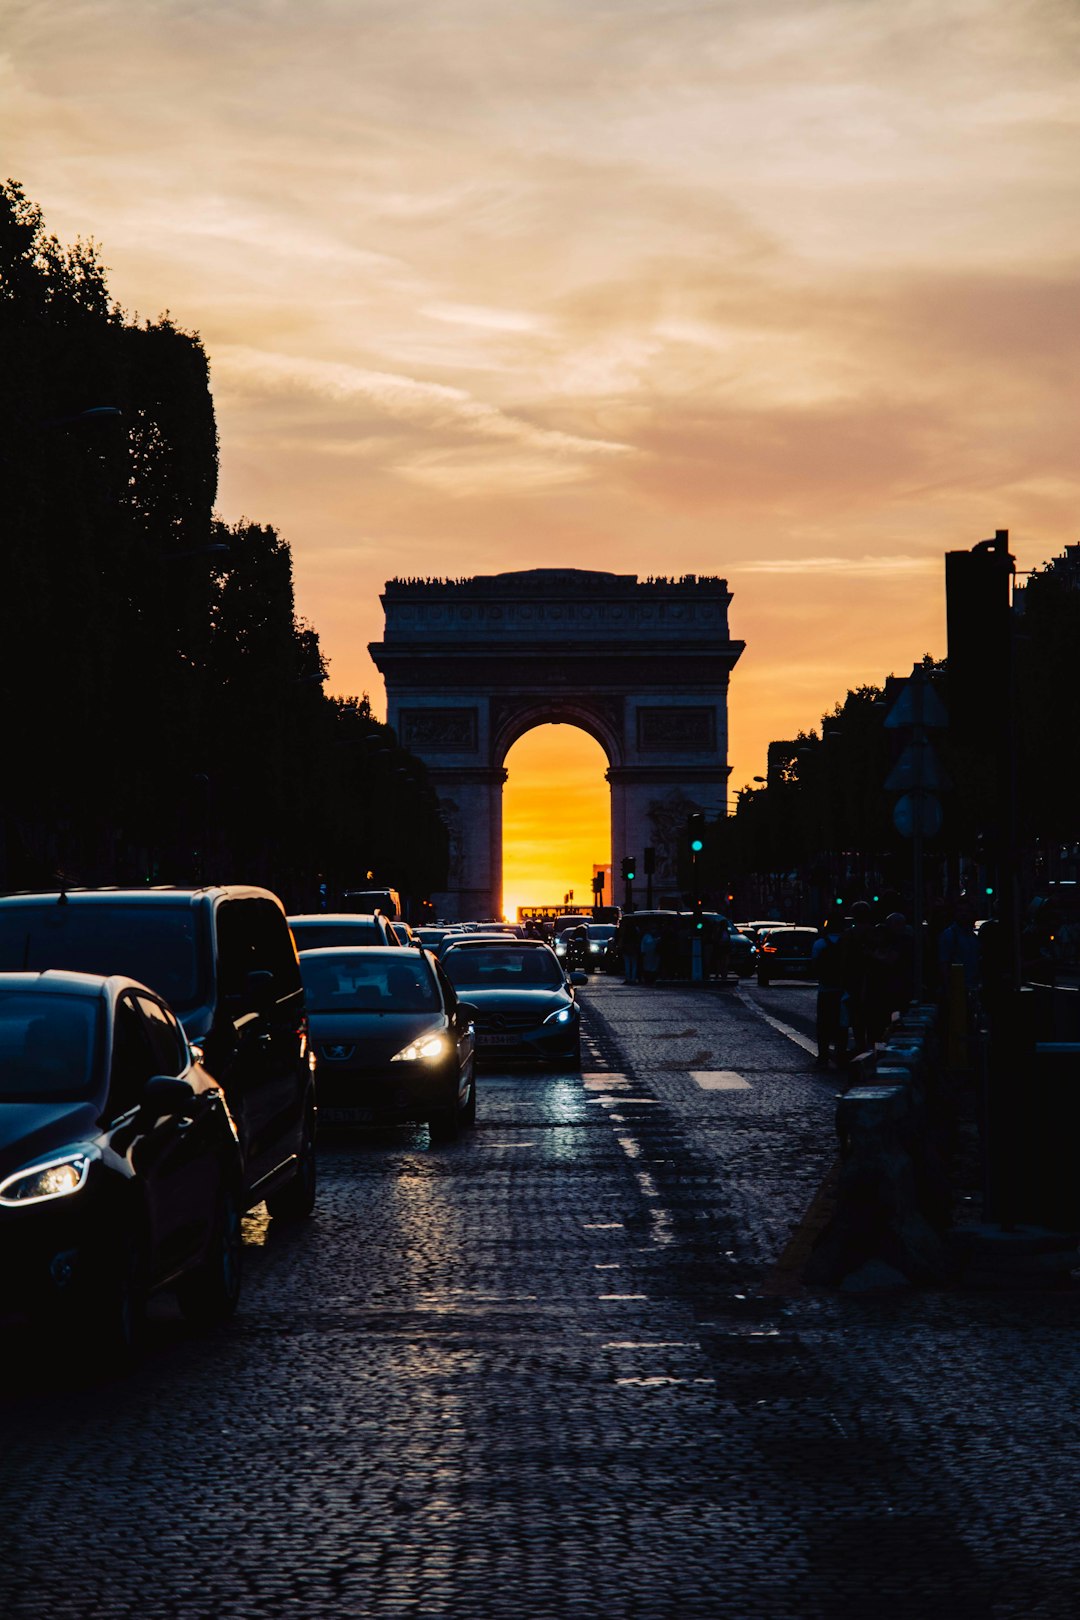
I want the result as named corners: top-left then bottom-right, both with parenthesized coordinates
top-left (0, 904), bottom-right (207, 1012)
top-left (0, 991), bottom-right (100, 1102)
top-left (292, 921), bottom-right (381, 951)
top-left (586, 926), bottom-right (614, 940)
top-left (300, 953), bottom-right (440, 1013)
top-left (443, 947), bottom-right (563, 990)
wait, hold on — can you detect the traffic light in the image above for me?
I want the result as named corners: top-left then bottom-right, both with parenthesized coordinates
top-left (687, 813), bottom-right (705, 854)
top-left (693, 897), bottom-right (704, 930)
top-left (621, 856), bottom-right (636, 883)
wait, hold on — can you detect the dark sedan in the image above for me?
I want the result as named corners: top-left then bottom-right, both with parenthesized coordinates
top-left (756, 926), bottom-right (820, 985)
top-left (0, 971), bottom-right (244, 1357)
top-left (439, 940), bottom-right (586, 1067)
top-left (299, 948), bottom-right (476, 1140)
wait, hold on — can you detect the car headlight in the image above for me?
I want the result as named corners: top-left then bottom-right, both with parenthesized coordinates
top-left (590, 943), bottom-right (602, 953)
top-left (543, 1006), bottom-right (575, 1027)
top-left (554, 942), bottom-right (567, 955)
top-left (391, 1033), bottom-right (449, 1063)
top-left (0, 1146), bottom-right (99, 1207)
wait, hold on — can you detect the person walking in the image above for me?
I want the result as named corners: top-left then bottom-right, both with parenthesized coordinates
top-left (620, 916), bottom-right (641, 984)
top-left (839, 900), bottom-right (876, 1057)
top-left (640, 924), bottom-right (661, 985)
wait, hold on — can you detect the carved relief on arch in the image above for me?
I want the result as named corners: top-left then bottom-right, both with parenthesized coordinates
top-left (490, 694), bottom-right (624, 766)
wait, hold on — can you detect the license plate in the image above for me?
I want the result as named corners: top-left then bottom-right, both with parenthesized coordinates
top-left (478, 1033), bottom-right (521, 1047)
top-left (321, 1105), bottom-right (376, 1123)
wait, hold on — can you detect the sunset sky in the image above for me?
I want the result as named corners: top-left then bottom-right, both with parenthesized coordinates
top-left (5, 0), bottom-right (1078, 908)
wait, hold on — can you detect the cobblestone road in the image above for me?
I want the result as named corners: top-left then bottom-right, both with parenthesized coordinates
top-left (4, 976), bottom-right (1080, 1618)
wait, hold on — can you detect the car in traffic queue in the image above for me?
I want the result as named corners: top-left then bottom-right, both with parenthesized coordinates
top-left (298, 947), bottom-right (476, 1140)
top-left (288, 912), bottom-right (399, 951)
top-left (439, 937), bottom-right (587, 1068)
top-left (0, 971), bottom-right (245, 1355)
top-left (726, 926), bottom-right (759, 977)
top-left (755, 925), bottom-right (821, 985)
top-left (0, 888), bottom-right (317, 1223)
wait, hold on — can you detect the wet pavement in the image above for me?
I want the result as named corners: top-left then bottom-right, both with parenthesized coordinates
top-left (3, 974), bottom-right (1079, 1617)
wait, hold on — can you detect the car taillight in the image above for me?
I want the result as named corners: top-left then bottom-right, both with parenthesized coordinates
top-left (763, 945), bottom-right (777, 954)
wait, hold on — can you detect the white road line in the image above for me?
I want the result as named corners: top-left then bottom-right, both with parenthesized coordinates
top-left (691, 1070), bottom-right (752, 1090)
top-left (736, 985), bottom-right (817, 1056)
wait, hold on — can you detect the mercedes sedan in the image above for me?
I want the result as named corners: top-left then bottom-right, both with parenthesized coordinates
top-left (439, 939), bottom-right (586, 1068)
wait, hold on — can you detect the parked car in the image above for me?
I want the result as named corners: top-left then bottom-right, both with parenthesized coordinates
top-left (0, 970), bottom-right (245, 1354)
top-left (299, 947), bottom-right (476, 1140)
top-left (289, 912), bottom-right (398, 951)
top-left (0, 888), bottom-right (316, 1221)
top-left (439, 939), bottom-right (586, 1067)
top-left (755, 926), bottom-right (820, 985)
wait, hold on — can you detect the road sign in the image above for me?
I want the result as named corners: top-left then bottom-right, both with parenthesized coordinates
top-left (893, 791), bottom-right (943, 839)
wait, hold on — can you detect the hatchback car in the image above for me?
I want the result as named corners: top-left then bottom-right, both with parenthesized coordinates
top-left (756, 926), bottom-right (820, 985)
top-left (0, 971), bottom-right (245, 1355)
top-left (0, 888), bottom-right (316, 1222)
top-left (439, 939), bottom-right (586, 1067)
top-left (300, 947), bottom-right (476, 1140)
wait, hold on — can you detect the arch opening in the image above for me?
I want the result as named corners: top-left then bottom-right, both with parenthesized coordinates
top-left (501, 724), bottom-right (611, 922)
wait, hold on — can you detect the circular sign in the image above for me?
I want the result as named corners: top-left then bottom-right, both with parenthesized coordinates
top-left (893, 791), bottom-right (943, 839)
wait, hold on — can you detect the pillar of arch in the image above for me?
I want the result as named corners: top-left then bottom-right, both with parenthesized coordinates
top-left (369, 569), bottom-right (744, 920)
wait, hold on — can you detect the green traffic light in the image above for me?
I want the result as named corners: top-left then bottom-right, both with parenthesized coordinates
top-left (690, 838), bottom-right (704, 853)
top-left (985, 884), bottom-right (994, 896)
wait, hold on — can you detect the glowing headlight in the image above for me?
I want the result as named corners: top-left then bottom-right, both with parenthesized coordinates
top-left (590, 943), bottom-right (602, 953)
top-left (554, 942), bottom-right (567, 955)
top-left (0, 1147), bottom-right (98, 1207)
top-left (543, 1006), bottom-right (574, 1027)
top-left (391, 1034), bottom-right (449, 1063)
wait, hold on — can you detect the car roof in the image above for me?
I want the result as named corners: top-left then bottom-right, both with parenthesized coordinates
top-left (0, 886), bottom-right (276, 908)
top-left (0, 969), bottom-right (139, 998)
top-left (441, 936), bottom-right (554, 950)
top-left (297, 945), bottom-right (430, 962)
top-left (288, 912), bottom-right (384, 924)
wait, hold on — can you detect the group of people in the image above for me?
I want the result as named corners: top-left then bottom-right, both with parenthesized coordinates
top-left (812, 902), bottom-right (915, 1068)
top-left (616, 914), bottom-right (730, 985)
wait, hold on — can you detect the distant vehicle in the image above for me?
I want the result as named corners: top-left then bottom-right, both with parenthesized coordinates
top-left (299, 947), bottom-right (476, 1140)
top-left (341, 888), bottom-right (401, 921)
top-left (0, 970), bottom-right (245, 1355)
top-left (756, 926), bottom-right (819, 986)
top-left (413, 927), bottom-right (451, 950)
top-left (0, 888), bottom-right (316, 1222)
top-left (289, 913), bottom-right (399, 951)
top-left (726, 927), bottom-right (758, 977)
top-left (440, 939), bottom-right (586, 1068)
top-left (737, 921), bottom-right (789, 946)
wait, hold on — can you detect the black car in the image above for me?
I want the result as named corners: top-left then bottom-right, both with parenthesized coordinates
top-left (0, 971), bottom-right (244, 1354)
top-left (300, 947), bottom-right (476, 1140)
top-left (756, 926), bottom-right (820, 985)
top-left (289, 912), bottom-right (399, 951)
top-left (439, 939), bottom-right (586, 1067)
top-left (0, 888), bottom-right (316, 1221)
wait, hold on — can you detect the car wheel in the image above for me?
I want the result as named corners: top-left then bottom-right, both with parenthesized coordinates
top-left (265, 1103), bottom-right (317, 1221)
top-left (428, 1102), bottom-right (460, 1143)
top-left (756, 971), bottom-right (770, 987)
top-left (81, 1228), bottom-right (148, 1366)
top-left (176, 1188), bottom-right (243, 1327)
top-left (460, 1062), bottom-right (477, 1128)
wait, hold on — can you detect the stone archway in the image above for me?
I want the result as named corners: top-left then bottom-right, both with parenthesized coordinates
top-left (369, 568), bottom-right (744, 920)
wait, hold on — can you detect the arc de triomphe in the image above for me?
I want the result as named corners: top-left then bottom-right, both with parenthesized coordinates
top-left (369, 569), bottom-right (744, 920)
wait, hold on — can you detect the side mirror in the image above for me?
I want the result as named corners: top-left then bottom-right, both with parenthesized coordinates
top-left (138, 1074), bottom-right (195, 1123)
top-left (456, 1001), bottom-right (478, 1025)
top-left (569, 971), bottom-right (588, 987)
top-left (246, 969), bottom-right (275, 1014)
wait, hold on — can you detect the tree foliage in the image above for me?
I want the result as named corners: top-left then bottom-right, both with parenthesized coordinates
top-left (0, 181), bottom-right (446, 908)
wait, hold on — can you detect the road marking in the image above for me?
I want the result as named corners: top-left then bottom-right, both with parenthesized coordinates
top-left (691, 1070), bottom-right (751, 1090)
top-left (736, 986), bottom-right (818, 1056)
